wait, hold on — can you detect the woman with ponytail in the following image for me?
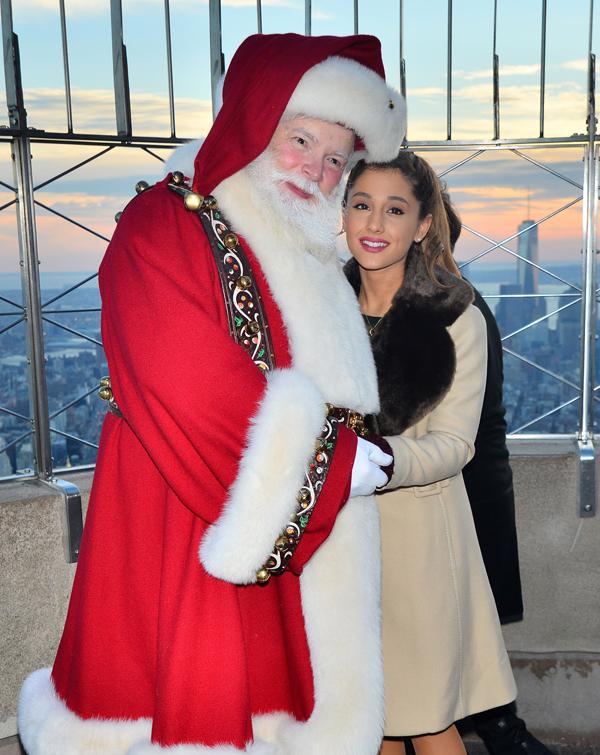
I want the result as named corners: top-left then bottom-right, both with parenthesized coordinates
top-left (342, 152), bottom-right (516, 755)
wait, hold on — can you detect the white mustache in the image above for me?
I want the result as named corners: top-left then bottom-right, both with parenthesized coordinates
top-left (270, 170), bottom-right (321, 197)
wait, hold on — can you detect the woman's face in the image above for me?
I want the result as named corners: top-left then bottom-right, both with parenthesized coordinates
top-left (343, 168), bottom-right (432, 274)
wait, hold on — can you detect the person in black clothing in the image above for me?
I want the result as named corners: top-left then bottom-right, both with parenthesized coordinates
top-left (443, 193), bottom-right (553, 755)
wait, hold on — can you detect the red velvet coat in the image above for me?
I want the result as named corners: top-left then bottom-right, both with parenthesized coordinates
top-left (50, 180), bottom-right (358, 748)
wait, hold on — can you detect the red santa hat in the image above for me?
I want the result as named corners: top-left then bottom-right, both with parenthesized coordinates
top-left (193, 33), bottom-right (405, 195)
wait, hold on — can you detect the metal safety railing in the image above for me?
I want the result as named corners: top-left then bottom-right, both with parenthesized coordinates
top-left (0, 0), bottom-right (597, 520)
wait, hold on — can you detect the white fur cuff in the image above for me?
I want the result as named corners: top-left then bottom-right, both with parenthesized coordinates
top-left (200, 369), bottom-right (325, 584)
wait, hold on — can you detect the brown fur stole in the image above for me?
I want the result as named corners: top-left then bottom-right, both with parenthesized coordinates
top-left (344, 247), bottom-right (474, 436)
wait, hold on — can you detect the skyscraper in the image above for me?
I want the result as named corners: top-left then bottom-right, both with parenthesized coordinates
top-left (517, 219), bottom-right (539, 294)
top-left (501, 218), bottom-right (547, 347)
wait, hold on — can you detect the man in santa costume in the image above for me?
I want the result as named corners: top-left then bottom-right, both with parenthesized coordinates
top-left (18, 33), bottom-right (404, 754)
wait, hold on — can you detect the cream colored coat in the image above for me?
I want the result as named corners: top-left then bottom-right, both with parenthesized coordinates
top-left (379, 304), bottom-right (517, 736)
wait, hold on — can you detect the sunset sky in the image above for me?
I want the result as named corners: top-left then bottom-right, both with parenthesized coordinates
top-left (1, 0), bottom-right (597, 278)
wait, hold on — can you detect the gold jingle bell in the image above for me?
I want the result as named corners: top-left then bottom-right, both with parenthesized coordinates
top-left (171, 171), bottom-right (184, 185)
top-left (236, 275), bottom-right (252, 290)
top-left (184, 191), bottom-right (204, 211)
top-left (247, 321), bottom-right (260, 335)
top-left (256, 568), bottom-right (271, 584)
top-left (204, 196), bottom-right (218, 210)
top-left (98, 385), bottom-right (113, 401)
top-left (135, 180), bottom-right (150, 194)
top-left (223, 233), bottom-right (238, 249)
top-left (114, 211), bottom-right (123, 223)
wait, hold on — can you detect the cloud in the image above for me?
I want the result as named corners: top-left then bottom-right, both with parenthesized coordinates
top-left (455, 64), bottom-right (541, 81)
top-left (561, 59), bottom-right (588, 72)
top-left (312, 10), bottom-right (334, 20)
top-left (24, 87), bottom-right (212, 139)
top-left (456, 186), bottom-right (544, 201)
top-left (408, 87), bottom-right (446, 98)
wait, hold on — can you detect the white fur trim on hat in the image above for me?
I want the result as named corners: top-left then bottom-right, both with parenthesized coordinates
top-left (285, 56), bottom-right (405, 162)
top-left (200, 368), bottom-right (326, 584)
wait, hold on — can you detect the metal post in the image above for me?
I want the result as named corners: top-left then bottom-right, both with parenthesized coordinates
top-left (2, 0), bottom-right (84, 557)
top-left (399, 0), bottom-right (406, 133)
top-left (353, 0), bottom-right (358, 34)
top-left (257, 0), bottom-right (262, 33)
top-left (58, 0), bottom-right (73, 133)
top-left (493, 0), bottom-right (500, 140)
top-left (1, 0), bottom-right (21, 130)
top-left (164, 0), bottom-right (176, 138)
top-left (447, 0), bottom-right (452, 141)
top-left (110, 0), bottom-right (132, 138)
top-left (577, 37), bottom-right (597, 516)
top-left (43, 478), bottom-right (83, 563)
top-left (1, 0), bottom-right (52, 479)
top-left (539, 0), bottom-right (547, 138)
top-left (305, 0), bottom-right (311, 36)
top-left (209, 0), bottom-right (224, 120)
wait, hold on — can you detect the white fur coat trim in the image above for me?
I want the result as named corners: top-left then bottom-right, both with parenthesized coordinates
top-left (200, 368), bottom-right (325, 583)
top-left (286, 56), bottom-right (405, 162)
top-left (162, 139), bottom-right (202, 182)
top-left (213, 169), bottom-right (379, 414)
top-left (20, 629), bottom-right (383, 755)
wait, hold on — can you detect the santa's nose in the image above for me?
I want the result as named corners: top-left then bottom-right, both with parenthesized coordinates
top-left (302, 157), bottom-right (324, 183)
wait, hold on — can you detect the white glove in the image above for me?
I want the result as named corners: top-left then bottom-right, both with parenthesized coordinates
top-left (350, 436), bottom-right (394, 497)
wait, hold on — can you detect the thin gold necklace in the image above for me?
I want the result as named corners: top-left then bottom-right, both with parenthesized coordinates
top-left (362, 313), bottom-right (384, 337)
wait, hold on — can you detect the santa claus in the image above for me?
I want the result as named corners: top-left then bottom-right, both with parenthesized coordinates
top-left (18, 33), bottom-right (405, 754)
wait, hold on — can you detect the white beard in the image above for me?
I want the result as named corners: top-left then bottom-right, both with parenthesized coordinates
top-left (244, 149), bottom-right (344, 258)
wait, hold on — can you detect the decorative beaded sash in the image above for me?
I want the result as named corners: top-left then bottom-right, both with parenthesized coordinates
top-left (101, 173), bottom-right (365, 584)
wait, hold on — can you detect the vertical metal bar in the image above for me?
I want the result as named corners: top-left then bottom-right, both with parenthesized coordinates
top-left (493, 0), bottom-right (500, 140)
top-left (58, 0), bottom-right (73, 133)
top-left (399, 0), bottom-right (406, 104)
top-left (208, 0), bottom-right (224, 120)
top-left (257, 0), bottom-right (262, 33)
top-left (164, 0), bottom-right (176, 138)
top-left (354, 0), bottom-right (358, 34)
top-left (578, 7), bottom-right (597, 514)
top-left (110, 0), bottom-right (132, 138)
top-left (578, 141), bottom-right (597, 517)
top-left (539, 0), bottom-right (547, 138)
top-left (1, 7), bottom-right (53, 478)
top-left (589, 0), bottom-right (595, 58)
top-left (305, 0), bottom-right (311, 36)
top-left (447, 0), bottom-right (452, 141)
top-left (1, 0), bottom-right (23, 130)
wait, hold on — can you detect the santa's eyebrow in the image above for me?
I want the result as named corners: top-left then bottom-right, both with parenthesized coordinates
top-left (292, 127), bottom-right (349, 161)
top-left (293, 127), bottom-right (316, 143)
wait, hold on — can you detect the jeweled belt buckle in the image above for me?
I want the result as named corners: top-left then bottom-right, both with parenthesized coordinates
top-left (326, 404), bottom-right (368, 437)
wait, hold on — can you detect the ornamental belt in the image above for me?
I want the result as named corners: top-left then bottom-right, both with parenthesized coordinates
top-left (100, 174), bottom-right (368, 583)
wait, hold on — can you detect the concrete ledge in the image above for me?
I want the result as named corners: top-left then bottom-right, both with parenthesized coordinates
top-left (0, 473), bottom-right (92, 739)
top-left (511, 652), bottom-right (600, 739)
top-left (1, 453), bottom-right (599, 744)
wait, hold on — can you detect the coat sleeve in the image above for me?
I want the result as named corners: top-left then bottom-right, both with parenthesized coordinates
top-left (384, 305), bottom-right (487, 489)
top-left (99, 185), bottom-right (354, 583)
